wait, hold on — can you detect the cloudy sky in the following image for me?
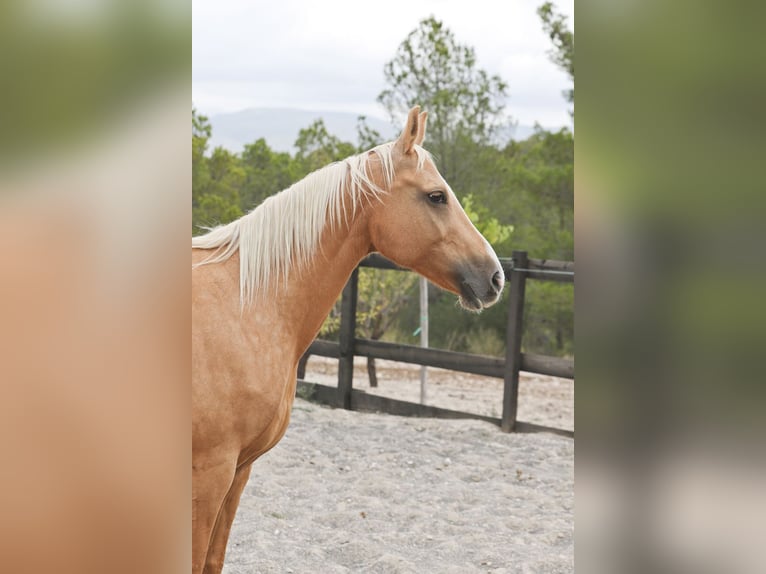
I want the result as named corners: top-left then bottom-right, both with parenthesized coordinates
top-left (193, 0), bottom-right (573, 129)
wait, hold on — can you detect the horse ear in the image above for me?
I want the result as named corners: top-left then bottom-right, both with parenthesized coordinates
top-left (415, 111), bottom-right (428, 145)
top-left (395, 106), bottom-right (421, 154)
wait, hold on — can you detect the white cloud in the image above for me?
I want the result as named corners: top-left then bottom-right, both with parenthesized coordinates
top-left (193, 0), bottom-right (573, 128)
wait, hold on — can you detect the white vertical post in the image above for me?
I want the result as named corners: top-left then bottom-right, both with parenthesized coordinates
top-left (419, 276), bottom-right (428, 404)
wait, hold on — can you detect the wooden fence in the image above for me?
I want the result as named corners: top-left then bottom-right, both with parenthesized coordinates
top-left (296, 250), bottom-right (574, 437)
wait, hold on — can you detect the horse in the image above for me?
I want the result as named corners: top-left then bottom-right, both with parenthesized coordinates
top-left (191, 106), bottom-right (505, 573)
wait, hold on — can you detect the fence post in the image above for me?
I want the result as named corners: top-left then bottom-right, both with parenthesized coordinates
top-left (337, 267), bottom-right (359, 409)
top-left (296, 351), bottom-right (310, 380)
top-left (502, 250), bottom-right (528, 432)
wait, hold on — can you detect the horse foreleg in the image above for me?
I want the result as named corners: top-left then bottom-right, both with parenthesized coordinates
top-left (192, 459), bottom-right (236, 574)
top-left (202, 464), bottom-right (252, 574)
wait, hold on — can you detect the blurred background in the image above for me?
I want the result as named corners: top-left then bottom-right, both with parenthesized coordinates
top-left (0, 1), bottom-right (190, 572)
top-left (577, 1), bottom-right (766, 573)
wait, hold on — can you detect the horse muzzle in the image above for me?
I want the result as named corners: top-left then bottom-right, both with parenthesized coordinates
top-left (457, 264), bottom-right (505, 312)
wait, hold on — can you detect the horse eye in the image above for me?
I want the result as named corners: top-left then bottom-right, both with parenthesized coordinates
top-left (428, 191), bottom-right (447, 204)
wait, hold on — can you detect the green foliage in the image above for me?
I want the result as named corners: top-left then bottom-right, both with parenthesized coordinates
top-left (192, 108), bottom-right (211, 231)
top-left (192, 119), bottom-right (244, 232)
top-left (318, 269), bottom-right (418, 342)
top-left (240, 139), bottom-right (297, 208)
top-left (423, 285), bottom-right (509, 353)
top-left (461, 194), bottom-right (514, 249)
top-left (377, 16), bottom-right (508, 185)
top-left (524, 281), bottom-right (574, 356)
top-left (193, 107), bottom-right (212, 140)
top-left (499, 128), bottom-right (574, 261)
top-left (537, 2), bottom-right (574, 109)
top-left (192, 108), bottom-right (211, 207)
top-left (294, 119), bottom-right (356, 175)
top-left (377, 16), bottom-right (508, 142)
top-left (356, 268), bottom-right (418, 340)
top-left (194, 194), bottom-right (242, 229)
top-left (318, 303), bottom-right (342, 340)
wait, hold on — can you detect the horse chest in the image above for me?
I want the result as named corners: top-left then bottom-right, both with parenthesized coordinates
top-left (236, 390), bottom-right (295, 467)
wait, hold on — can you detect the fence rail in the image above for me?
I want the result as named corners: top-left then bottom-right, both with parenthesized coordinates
top-left (305, 339), bottom-right (574, 380)
top-left (298, 250), bottom-right (574, 436)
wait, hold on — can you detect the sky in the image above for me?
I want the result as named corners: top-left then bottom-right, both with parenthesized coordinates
top-left (193, 0), bottom-right (574, 129)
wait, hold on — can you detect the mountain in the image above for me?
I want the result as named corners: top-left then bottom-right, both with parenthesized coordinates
top-left (207, 107), bottom-right (540, 153)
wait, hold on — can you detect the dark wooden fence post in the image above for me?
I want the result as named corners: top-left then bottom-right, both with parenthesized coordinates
top-left (337, 267), bottom-right (359, 409)
top-left (297, 351), bottom-right (310, 380)
top-left (502, 250), bottom-right (528, 432)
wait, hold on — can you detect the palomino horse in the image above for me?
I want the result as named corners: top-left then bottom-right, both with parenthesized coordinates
top-left (191, 106), bottom-right (504, 573)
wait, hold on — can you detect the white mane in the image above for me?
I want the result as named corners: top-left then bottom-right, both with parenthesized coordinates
top-left (192, 142), bottom-right (431, 307)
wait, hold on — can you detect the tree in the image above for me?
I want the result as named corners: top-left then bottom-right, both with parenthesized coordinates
top-left (193, 107), bottom-right (211, 141)
top-left (501, 127), bottom-right (574, 355)
top-left (240, 138), bottom-right (297, 209)
top-left (193, 146), bottom-right (244, 230)
top-left (293, 119), bottom-right (357, 175)
top-left (192, 108), bottom-right (244, 232)
top-left (377, 17), bottom-right (509, 185)
top-left (192, 108), bottom-right (212, 212)
top-left (500, 127), bottom-right (573, 260)
top-left (537, 2), bottom-right (574, 111)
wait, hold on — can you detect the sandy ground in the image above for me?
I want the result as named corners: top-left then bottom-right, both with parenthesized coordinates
top-left (223, 359), bottom-right (574, 573)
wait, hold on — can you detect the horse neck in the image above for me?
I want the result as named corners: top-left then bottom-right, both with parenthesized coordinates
top-left (273, 205), bottom-right (372, 360)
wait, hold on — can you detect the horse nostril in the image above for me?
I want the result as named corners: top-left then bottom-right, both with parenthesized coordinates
top-left (491, 270), bottom-right (503, 292)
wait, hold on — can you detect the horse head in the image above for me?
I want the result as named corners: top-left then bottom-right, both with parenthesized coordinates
top-left (366, 106), bottom-right (505, 311)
